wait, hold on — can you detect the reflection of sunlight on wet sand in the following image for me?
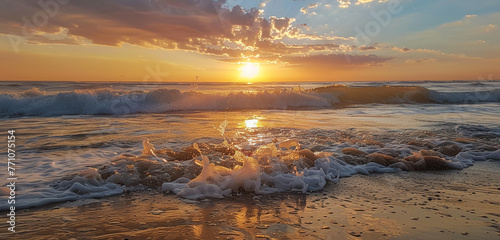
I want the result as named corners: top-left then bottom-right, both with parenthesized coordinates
top-left (344, 208), bottom-right (403, 238)
top-left (234, 203), bottom-right (263, 230)
top-left (192, 224), bottom-right (202, 239)
top-left (229, 195), bottom-right (307, 238)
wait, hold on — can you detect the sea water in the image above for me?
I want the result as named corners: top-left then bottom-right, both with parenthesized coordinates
top-left (0, 81), bottom-right (499, 210)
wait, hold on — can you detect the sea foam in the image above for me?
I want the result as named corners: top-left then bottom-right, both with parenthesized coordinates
top-left (1, 129), bottom-right (498, 210)
top-left (157, 138), bottom-right (482, 200)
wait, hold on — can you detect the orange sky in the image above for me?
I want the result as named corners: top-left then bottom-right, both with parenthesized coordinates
top-left (0, 0), bottom-right (499, 82)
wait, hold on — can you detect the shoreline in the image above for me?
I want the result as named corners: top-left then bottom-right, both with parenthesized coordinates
top-left (2, 161), bottom-right (499, 239)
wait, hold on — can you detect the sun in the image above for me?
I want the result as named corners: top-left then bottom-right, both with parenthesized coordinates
top-left (240, 62), bottom-right (259, 79)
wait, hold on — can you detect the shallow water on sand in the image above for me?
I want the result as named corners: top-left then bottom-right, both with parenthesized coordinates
top-left (0, 81), bottom-right (499, 210)
top-left (1, 106), bottom-right (499, 210)
top-left (2, 162), bottom-right (499, 240)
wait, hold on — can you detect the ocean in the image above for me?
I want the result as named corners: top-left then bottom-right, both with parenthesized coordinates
top-left (1, 80), bottom-right (499, 210)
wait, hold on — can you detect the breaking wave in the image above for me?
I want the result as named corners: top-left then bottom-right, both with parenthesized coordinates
top-left (1, 85), bottom-right (499, 117)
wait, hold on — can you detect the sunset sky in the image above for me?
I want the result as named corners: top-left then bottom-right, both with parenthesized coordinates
top-left (0, 0), bottom-right (499, 82)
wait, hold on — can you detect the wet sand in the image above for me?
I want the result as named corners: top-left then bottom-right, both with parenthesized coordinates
top-left (2, 161), bottom-right (500, 240)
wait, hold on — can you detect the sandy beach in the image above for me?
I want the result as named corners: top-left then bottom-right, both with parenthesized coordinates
top-left (1, 83), bottom-right (499, 240)
top-left (2, 0), bottom-right (500, 239)
top-left (2, 160), bottom-right (499, 240)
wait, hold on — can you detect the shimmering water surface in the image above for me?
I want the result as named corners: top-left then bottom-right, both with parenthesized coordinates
top-left (0, 81), bottom-right (499, 210)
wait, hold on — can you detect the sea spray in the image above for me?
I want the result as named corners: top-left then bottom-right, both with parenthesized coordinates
top-left (162, 143), bottom-right (263, 199)
top-left (156, 122), bottom-right (498, 199)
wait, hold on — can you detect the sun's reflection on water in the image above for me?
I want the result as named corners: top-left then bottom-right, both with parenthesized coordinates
top-left (245, 118), bottom-right (259, 129)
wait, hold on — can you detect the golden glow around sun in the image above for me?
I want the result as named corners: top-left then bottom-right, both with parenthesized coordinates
top-left (240, 62), bottom-right (259, 79)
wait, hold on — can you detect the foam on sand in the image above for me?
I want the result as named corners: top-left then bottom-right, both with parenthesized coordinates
top-left (162, 144), bottom-right (262, 199)
top-left (158, 136), bottom-right (489, 200)
top-left (4, 168), bottom-right (123, 210)
top-left (2, 121), bottom-right (499, 210)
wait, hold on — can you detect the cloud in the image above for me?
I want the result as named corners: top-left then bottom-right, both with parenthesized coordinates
top-left (337, 0), bottom-right (351, 9)
top-left (0, 1), bottom-right (312, 55)
top-left (484, 24), bottom-right (496, 32)
top-left (338, 0), bottom-right (381, 8)
top-left (0, 0), bottom-right (394, 68)
top-left (356, 0), bottom-right (376, 4)
top-left (398, 13), bottom-right (500, 58)
top-left (392, 46), bottom-right (411, 52)
top-left (359, 45), bottom-right (378, 51)
top-left (301, 3), bottom-right (319, 14)
top-left (405, 58), bottom-right (437, 64)
top-left (308, 3), bottom-right (319, 9)
top-left (389, 45), bottom-right (475, 59)
top-left (281, 54), bottom-right (392, 67)
top-left (1, 1), bottom-right (228, 45)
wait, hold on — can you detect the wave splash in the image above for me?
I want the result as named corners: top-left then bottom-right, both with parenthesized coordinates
top-left (91, 134), bottom-right (497, 201)
top-left (3, 121), bottom-right (500, 210)
top-left (90, 121), bottom-right (500, 201)
top-left (1, 85), bottom-right (499, 117)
